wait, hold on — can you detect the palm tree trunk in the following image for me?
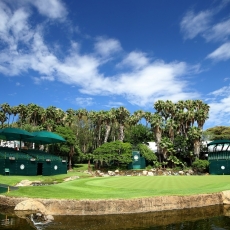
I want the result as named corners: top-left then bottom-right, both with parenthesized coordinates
top-left (104, 124), bottom-right (111, 143)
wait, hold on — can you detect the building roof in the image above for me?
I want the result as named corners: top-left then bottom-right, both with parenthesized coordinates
top-left (207, 140), bottom-right (230, 146)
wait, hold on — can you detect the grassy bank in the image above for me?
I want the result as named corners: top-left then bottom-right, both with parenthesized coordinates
top-left (2, 173), bottom-right (230, 200)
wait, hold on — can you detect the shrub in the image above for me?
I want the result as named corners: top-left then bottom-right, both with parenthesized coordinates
top-left (192, 159), bottom-right (209, 173)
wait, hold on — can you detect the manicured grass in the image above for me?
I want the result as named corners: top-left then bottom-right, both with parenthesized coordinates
top-left (4, 175), bottom-right (230, 200)
top-left (0, 164), bottom-right (91, 186)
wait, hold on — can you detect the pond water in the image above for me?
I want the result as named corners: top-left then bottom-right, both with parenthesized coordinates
top-left (1, 204), bottom-right (230, 230)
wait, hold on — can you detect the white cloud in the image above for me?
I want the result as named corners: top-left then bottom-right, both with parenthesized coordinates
top-left (117, 51), bottom-right (149, 70)
top-left (29, 0), bottom-right (67, 20)
top-left (180, 10), bottom-right (212, 39)
top-left (180, 1), bottom-right (230, 43)
top-left (106, 101), bottom-right (124, 108)
top-left (207, 97), bottom-right (230, 126)
top-left (94, 37), bottom-right (122, 57)
top-left (75, 97), bottom-right (94, 107)
top-left (209, 85), bottom-right (230, 97)
top-left (0, 0), bottom-right (199, 109)
top-left (207, 42), bottom-right (230, 61)
top-left (205, 19), bottom-right (230, 42)
top-left (206, 85), bottom-right (230, 127)
top-left (0, 2), bottom-right (33, 51)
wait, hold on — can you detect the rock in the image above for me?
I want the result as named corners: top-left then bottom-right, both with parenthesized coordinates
top-left (188, 169), bottom-right (194, 175)
top-left (115, 169), bottom-right (119, 174)
top-left (178, 171), bottom-right (184, 175)
top-left (147, 172), bottom-right (154, 176)
top-left (108, 171), bottom-right (115, 176)
top-left (46, 214), bottom-right (54, 221)
top-left (16, 180), bottom-right (33, 187)
top-left (14, 200), bottom-right (47, 214)
top-left (142, 170), bottom-right (148, 176)
top-left (64, 176), bottom-right (80, 182)
top-left (222, 191), bottom-right (230, 204)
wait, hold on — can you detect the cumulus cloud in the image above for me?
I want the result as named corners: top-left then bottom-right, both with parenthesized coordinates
top-left (29, 0), bottom-right (67, 20)
top-left (94, 37), bottom-right (122, 57)
top-left (0, 0), bottom-right (199, 109)
top-left (117, 51), bottom-right (149, 70)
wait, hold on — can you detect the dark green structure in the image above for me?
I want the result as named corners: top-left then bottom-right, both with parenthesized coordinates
top-left (208, 140), bottom-right (230, 175)
top-left (128, 151), bottom-right (146, 169)
top-left (0, 147), bottom-right (67, 176)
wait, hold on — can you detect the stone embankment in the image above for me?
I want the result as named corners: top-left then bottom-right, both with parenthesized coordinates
top-left (0, 191), bottom-right (230, 215)
top-left (0, 170), bottom-right (229, 216)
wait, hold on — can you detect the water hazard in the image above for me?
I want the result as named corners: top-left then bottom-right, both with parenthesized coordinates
top-left (1, 204), bottom-right (230, 230)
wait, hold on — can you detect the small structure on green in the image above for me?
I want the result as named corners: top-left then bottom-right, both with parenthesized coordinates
top-left (207, 140), bottom-right (230, 175)
top-left (0, 147), bottom-right (67, 176)
top-left (128, 151), bottom-right (146, 169)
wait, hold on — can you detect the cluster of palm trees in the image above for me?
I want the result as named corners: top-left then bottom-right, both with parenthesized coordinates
top-left (148, 100), bottom-right (209, 167)
top-left (0, 99), bottom-right (210, 168)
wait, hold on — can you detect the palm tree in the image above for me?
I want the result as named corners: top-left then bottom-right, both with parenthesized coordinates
top-left (103, 108), bottom-right (116, 143)
top-left (17, 104), bottom-right (28, 127)
top-left (65, 109), bottom-right (75, 127)
top-left (195, 104), bottom-right (210, 130)
top-left (11, 106), bottom-right (18, 125)
top-left (0, 103), bottom-right (11, 126)
top-left (165, 119), bottom-right (177, 142)
top-left (115, 106), bottom-right (130, 142)
top-left (27, 103), bottom-right (41, 126)
top-left (188, 127), bottom-right (203, 158)
top-left (0, 111), bottom-right (7, 128)
top-left (149, 113), bottom-right (163, 161)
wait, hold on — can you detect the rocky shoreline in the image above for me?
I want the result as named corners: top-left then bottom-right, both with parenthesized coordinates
top-left (1, 191), bottom-right (230, 216)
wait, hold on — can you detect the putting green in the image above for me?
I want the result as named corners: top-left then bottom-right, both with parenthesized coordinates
top-left (7, 175), bottom-right (230, 200)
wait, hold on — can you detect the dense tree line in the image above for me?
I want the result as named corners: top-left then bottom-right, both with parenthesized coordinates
top-left (0, 100), bottom-right (210, 170)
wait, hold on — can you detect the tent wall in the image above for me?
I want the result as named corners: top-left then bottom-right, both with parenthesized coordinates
top-left (41, 161), bottom-right (67, 176)
top-left (208, 151), bottom-right (230, 175)
top-left (3, 159), bottom-right (37, 175)
top-left (0, 159), bottom-right (67, 176)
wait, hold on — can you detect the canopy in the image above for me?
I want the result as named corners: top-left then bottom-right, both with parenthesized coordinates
top-left (0, 127), bottom-right (33, 140)
top-left (207, 140), bottom-right (230, 146)
top-left (25, 131), bottom-right (66, 144)
top-left (0, 127), bottom-right (34, 148)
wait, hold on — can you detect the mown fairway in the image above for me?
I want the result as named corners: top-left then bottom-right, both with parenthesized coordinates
top-left (4, 175), bottom-right (230, 200)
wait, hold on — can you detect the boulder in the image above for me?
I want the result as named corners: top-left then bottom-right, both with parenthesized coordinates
top-left (14, 200), bottom-right (47, 214)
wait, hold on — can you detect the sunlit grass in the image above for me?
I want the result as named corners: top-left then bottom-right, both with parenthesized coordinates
top-left (3, 175), bottom-right (230, 200)
top-left (0, 164), bottom-right (91, 186)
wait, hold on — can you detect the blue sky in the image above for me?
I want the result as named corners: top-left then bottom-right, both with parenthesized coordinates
top-left (0, 0), bottom-right (230, 129)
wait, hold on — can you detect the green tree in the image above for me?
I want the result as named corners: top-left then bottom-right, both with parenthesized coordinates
top-left (125, 124), bottom-right (152, 145)
top-left (203, 126), bottom-right (230, 140)
top-left (55, 126), bottom-right (81, 170)
top-left (137, 143), bottom-right (157, 162)
top-left (93, 141), bottom-right (132, 168)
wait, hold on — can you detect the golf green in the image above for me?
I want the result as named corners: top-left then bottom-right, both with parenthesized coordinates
top-left (6, 175), bottom-right (230, 200)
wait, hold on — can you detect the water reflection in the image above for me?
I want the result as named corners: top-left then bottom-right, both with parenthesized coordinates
top-left (0, 204), bottom-right (230, 230)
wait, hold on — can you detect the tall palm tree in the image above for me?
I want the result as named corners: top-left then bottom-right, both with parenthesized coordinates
top-left (65, 108), bottom-right (75, 127)
top-left (0, 111), bottom-right (7, 128)
top-left (0, 103), bottom-right (11, 126)
top-left (115, 106), bottom-right (130, 142)
top-left (149, 113), bottom-right (163, 160)
top-left (103, 108), bottom-right (116, 143)
top-left (165, 119), bottom-right (177, 141)
top-left (188, 127), bottom-right (203, 158)
top-left (17, 104), bottom-right (28, 127)
top-left (195, 103), bottom-right (210, 130)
